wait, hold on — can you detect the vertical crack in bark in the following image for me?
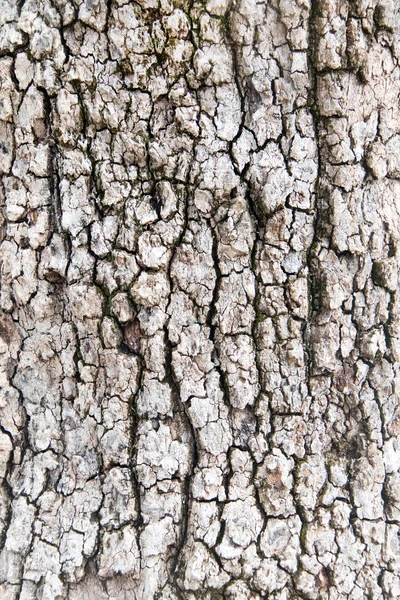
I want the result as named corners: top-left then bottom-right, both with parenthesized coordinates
top-left (38, 86), bottom-right (62, 234)
top-left (304, 0), bottom-right (323, 384)
top-left (129, 358), bottom-right (145, 568)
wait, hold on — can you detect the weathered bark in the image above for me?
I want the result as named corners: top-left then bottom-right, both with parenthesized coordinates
top-left (0, 0), bottom-right (400, 598)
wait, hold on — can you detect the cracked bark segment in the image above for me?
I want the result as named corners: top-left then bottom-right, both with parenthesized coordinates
top-left (0, 0), bottom-right (399, 598)
top-left (303, 1), bottom-right (400, 597)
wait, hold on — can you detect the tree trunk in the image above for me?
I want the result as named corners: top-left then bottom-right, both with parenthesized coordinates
top-left (1, 0), bottom-right (400, 598)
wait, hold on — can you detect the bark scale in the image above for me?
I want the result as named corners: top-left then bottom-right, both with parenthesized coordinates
top-left (0, 0), bottom-right (400, 598)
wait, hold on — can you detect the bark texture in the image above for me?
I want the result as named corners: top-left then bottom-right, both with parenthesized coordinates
top-left (1, 0), bottom-right (400, 598)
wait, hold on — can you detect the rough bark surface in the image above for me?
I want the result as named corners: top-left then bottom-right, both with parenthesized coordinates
top-left (1, 0), bottom-right (400, 598)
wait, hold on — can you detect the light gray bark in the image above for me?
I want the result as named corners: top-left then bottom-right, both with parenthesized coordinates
top-left (1, 0), bottom-right (400, 598)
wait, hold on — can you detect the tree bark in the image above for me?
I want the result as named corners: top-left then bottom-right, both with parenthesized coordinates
top-left (1, 0), bottom-right (400, 598)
